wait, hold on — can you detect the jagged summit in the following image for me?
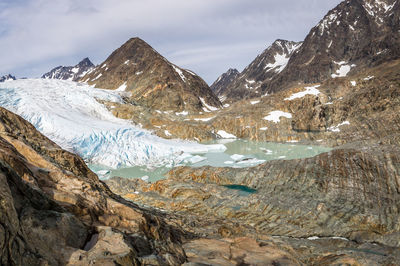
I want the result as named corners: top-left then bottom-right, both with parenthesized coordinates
top-left (0, 74), bottom-right (16, 82)
top-left (210, 68), bottom-right (239, 98)
top-left (81, 37), bottom-right (221, 113)
top-left (261, 0), bottom-right (400, 94)
top-left (42, 57), bottom-right (95, 81)
top-left (216, 39), bottom-right (302, 101)
top-left (216, 0), bottom-right (400, 102)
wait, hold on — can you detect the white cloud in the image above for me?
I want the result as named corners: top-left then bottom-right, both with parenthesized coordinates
top-left (0, 0), bottom-right (342, 83)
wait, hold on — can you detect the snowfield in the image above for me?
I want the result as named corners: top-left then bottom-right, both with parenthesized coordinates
top-left (0, 79), bottom-right (226, 168)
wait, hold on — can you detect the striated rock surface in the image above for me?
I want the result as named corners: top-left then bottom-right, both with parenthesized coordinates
top-left (81, 37), bottom-right (221, 113)
top-left (0, 106), bottom-right (188, 265)
top-left (42, 57), bottom-right (95, 82)
top-left (106, 143), bottom-right (400, 264)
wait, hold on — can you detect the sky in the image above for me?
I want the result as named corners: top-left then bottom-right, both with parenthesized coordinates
top-left (0, 0), bottom-right (342, 84)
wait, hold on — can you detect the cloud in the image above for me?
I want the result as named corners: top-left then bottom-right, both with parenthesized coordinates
top-left (0, 0), bottom-right (342, 83)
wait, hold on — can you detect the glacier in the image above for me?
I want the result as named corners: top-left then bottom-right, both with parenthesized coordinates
top-left (0, 79), bottom-right (226, 168)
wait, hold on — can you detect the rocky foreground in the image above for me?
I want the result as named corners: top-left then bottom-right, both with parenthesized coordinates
top-left (2, 76), bottom-right (400, 264)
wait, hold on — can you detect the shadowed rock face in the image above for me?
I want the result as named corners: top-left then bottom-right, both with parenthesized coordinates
top-left (0, 107), bottom-right (188, 265)
top-left (210, 68), bottom-right (239, 97)
top-left (81, 37), bottom-right (221, 113)
top-left (42, 58), bottom-right (95, 82)
top-left (0, 74), bottom-right (16, 82)
top-left (217, 40), bottom-right (302, 102)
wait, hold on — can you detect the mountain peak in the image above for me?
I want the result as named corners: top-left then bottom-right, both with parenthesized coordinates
top-left (42, 58), bottom-right (95, 81)
top-left (211, 68), bottom-right (240, 96)
top-left (78, 57), bottom-right (94, 68)
top-left (80, 37), bottom-right (221, 112)
top-left (214, 39), bottom-right (302, 101)
top-left (0, 74), bottom-right (16, 82)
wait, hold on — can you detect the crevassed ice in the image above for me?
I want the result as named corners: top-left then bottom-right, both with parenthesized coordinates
top-left (0, 79), bottom-right (226, 168)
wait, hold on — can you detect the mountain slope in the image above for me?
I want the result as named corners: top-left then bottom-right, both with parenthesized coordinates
top-left (0, 74), bottom-right (16, 82)
top-left (81, 37), bottom-right (221, 113)
top-left (263, 0), bottom-right (400, 95)
top-left (42, 57), bottom-right (95, 81)
top-left (218, 0), bottom-right (400, 102)
top-left (210, 68), bottom-right (239, 98)
top-left (216, 40), bottom-right (302, 102)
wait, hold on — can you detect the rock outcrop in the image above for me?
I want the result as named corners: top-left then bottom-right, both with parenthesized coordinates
top-left (217, 40), bottom-right (302, 102)
top-left (210, 68), bottom-right (239, 98)
top-left (0, 74), bottom-right (16, 82)
top-left (81, 37), bottom-right (221, 113)
top-left (0, 106), bottom-right (188, 265)
top-left (42, 58), bottom-right (95, 81)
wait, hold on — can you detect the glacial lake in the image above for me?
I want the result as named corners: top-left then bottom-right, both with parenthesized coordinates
top-left (89, 139), bottom-right (331, 182)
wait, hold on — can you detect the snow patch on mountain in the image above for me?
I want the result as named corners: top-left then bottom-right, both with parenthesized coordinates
top-left (0, 79), bottom-right (226, 168)
top-left (264, 42), bottom-right (302, 74)
top-left (172, 65), bottom-right (186, 82)
top-left (264, 111), bottom-right (292, 123)
top-left (328, 121), bottom-right (350, 132)
top-left (285, 85), bottom-right (321, 101)
top-left (217, 130), bottom-right (237, 139)
top-left (116, 81), bottom-right (127, 91)
top-left (199, 97), bottom-right (219, 111)
top-left (331, 61), bottom-right (356, 78)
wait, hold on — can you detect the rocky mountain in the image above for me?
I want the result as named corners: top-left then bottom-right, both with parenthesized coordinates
top-left (81, 37), bottom-right (221, 113)
top-left (218, 0), bottom-right (400, 102)
top-left (0, 74), bottom-right (16, 82)
top-left (216, 40), bottom-right (302, 102)
top-left (42, 57), bottom-right (95, 81)
top-left (210, 68), bottom-right (239, 97)
top-left (263, 0), bottom-right (400, 94)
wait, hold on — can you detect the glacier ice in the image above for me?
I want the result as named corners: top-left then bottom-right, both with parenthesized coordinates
top-left (0, 79), bottom-right (226, 168)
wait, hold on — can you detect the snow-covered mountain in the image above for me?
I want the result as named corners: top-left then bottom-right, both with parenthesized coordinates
top-left (210, 68), bottom-right (239, 98)
top-left (81, 37), bottom-right (221, 113)
top-left (0, 79), bottom-right (225, 169)
top-left (215, 0), bottom-right (400, 102)
top-left (214, 40), bottom-right (302, 101)
top-left (265, 0), bottom-right (400, 93)
top-left (0, 74), bottom-right (16, 82)
top-left (42, 58), bottom-right (95, 81)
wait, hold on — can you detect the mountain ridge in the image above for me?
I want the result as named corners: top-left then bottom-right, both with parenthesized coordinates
top-left (213, 0), bottom-right (400, 102)
top-left (42, 57), bottom-right (95, 81)
top-left (81, 37), bottom-right (222, 113)
top-left (0, 74), bottom-right (16, 82)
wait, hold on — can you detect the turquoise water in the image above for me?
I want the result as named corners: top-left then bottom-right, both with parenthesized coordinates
top-left (89, 139), bottom-right (331, 182)
top-left (223, 184), bottom-right (257, 196)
